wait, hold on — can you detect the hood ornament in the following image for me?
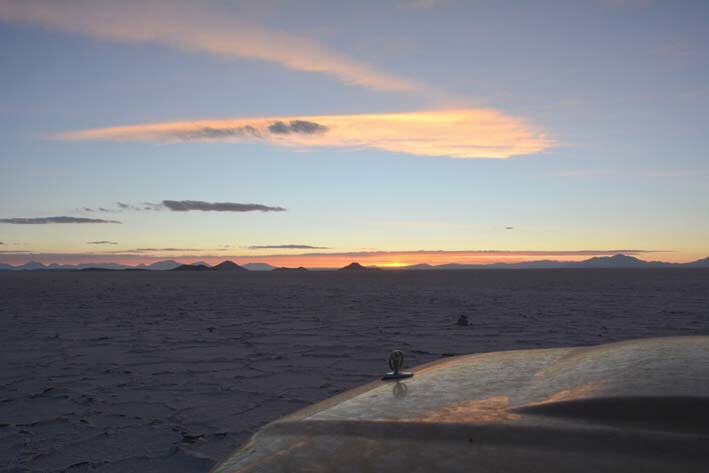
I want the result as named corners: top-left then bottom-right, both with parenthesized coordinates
top-left (382, 350), bottom-right (414, 381)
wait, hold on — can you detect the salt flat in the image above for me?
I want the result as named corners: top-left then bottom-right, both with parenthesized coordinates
top-left (1, 269), bottom-right (708, 473)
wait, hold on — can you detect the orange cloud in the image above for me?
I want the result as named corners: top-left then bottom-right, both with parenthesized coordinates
top-left (0, 0), bottom-right (424, 93)
top-left (57, 109), bottom-right (553, 159)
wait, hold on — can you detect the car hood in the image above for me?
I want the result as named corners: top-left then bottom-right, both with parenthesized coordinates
top-left (212, 336), bottom-right (709, 472)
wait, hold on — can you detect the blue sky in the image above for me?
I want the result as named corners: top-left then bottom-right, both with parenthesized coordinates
top-left (1, 0), bottom-right (708, 266)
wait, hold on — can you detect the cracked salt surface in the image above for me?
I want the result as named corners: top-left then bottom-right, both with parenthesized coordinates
top-left (1, 269), bottom-right (708, 472)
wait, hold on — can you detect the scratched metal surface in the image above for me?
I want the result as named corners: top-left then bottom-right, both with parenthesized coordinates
top-left (213, 336), bottom-right (709, 472)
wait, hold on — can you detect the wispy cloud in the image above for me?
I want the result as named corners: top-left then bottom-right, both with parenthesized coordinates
top-left (116, 202), bottom-right (159, 211)
top-left (129, 248), bottom-right (201, 252)
top-left (268, 120), bottom-right (328, 135)
top-left (87, 241), bottom-right (118, 245)
top-left (99, 247), bottom-right (230, 254)
top-left (162, 200), bottom-right (285, 212)
top-left (83, 200), bottom-right (286, 212)
top-left (0, 216), bottom-right (121, 224)
top-left (0, 0), bottom-right (427, 93)
top-left (57, 110), bottom-right (553, 159)
top-left (248, 244), bottom-right (331, 250)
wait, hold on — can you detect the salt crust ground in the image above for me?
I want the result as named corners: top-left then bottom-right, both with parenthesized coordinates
top-left (1, 269), bottom-right (708, 472)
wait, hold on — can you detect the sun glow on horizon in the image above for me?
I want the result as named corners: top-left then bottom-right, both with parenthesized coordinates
top-left (0, 248), bottom-right (690, 267)
top-left (376, 261), bottom-right (409, 268)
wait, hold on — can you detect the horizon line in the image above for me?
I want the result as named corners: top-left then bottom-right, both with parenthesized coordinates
top-left (2, 251), bottom-right (705, 269)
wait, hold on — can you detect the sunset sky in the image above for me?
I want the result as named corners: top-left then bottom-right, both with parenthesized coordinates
top-left (1, 0), bottom-right (708, 267)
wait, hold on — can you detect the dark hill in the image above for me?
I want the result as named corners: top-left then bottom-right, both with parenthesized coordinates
top-left (339, 262), bottom-right (380, 271)
top-left (171, 264), bottom-right (212, 271)
top-left (579, 254), bottom-right (649, 268)
top-left (273, 266), bottom-right (308, 272)
top-left (145, 260), bottom-right (180, 271)
top-left (687, 257), bottom-right (709, 267)
top-left (242, 262), bottom-right (276, 271)
top-left (213, 260), bottom-right (246, 271)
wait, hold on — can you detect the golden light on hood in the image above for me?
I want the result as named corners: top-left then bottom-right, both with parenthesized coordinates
top-left (57, 109), bottom-right (554, 159)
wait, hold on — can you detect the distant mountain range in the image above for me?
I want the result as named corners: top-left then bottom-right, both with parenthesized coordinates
top-left (242, 262), bottom-right (277, 271)
top-left (400, 254), bottom-right (709, 270)
top-left (0, 260), bottom-right (275, 272)
top-left (171, 263), bottom-right (214, 271)
top-left (1, 255), bottom-right (708, 271)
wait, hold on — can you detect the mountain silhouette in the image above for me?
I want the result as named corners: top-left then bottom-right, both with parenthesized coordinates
top-left (578, 254), bottom-right (659, 268)
top-left (18, 261), bottom-right (46, 270)
top-left (687, 257), bottom-right (709, 267)
top-left (171, 264), bottom-right (212, 271)
top-left (242, 262), bottom-right (276, 271)
top-left (144, 260), bottom-right (180, 271)
top-left (3, 254), bottom-right (709, 271)
top-left (213, 260), bottom-right (246, 271)
top-left (339, 262), bottom-right (380, 271)
top-left (273, 266), bottom-right (308, 272)
top-left (403, 263), bottom-right (434, 270)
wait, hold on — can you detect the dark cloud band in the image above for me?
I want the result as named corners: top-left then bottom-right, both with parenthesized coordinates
top-left (116, 202), bottom-right (161, 211)
top-left (248, 244), bottom-right (330, 250)
top-left (268, 120), bottom-right (328, 135)
top-left (82, 207), bottom-right (114, 212)
top-left (162, 200), bottom-right (286, 212)
top-left (83, 201), bottom-right (286, 213)
top-left (173, 120), bottom-right (327, 140)
top-left (131, 248), bottom-right (201, 252)
top-left (175, 125), bottom-right (262, 140)
top-left (0, 217), bottom-right (121, 224)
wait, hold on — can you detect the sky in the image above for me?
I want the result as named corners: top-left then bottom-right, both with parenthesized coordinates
top-left (1, 0), bottom-right (708, 267)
